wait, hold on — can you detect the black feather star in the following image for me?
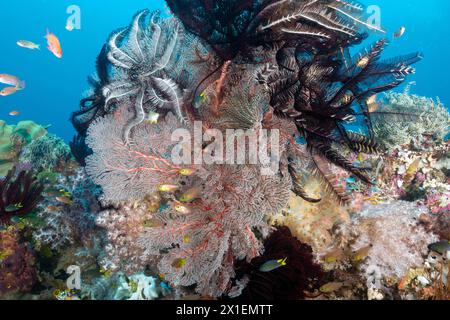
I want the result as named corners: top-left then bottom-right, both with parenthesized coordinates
top-left (71, 44), bottom-right (111, 137)
top-left (0, 167), bottom-right (44, 224)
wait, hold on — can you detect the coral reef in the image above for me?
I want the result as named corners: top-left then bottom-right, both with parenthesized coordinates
top-left (2, 0), bottom-right (447, 301)
top-left (0, 227), bottom-right (36, 296)
top-left (75, 0), bottom-right (424, 298)
top-left (20, 134), bottom-right (74, 174)
top-left (374, 93), bottom-right (449, 151)
top-left (33, 168), bottom-right (101, 251)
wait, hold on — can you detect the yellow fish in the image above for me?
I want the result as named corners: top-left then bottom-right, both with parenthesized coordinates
top-left (183, 235), bottom-right (190, 244)
top-left (158, 184), bottom-right (179, 193)
top-left (320, 282), bottom-right (344, 293)
top-left (358, 153), bottom-right (364, 163)
top-left (351, 245), bottom-right (372, 263)
top-left (179, 186), bottom-right (201, 203)
top-left (171, 258), bottom-right (187, 269)
top-left (357, 56), bottom-right (370, 68)
top-left (55, 196), bottom-right (73, 205)
top-left (145, 111), bottom-right (160, 124)
top-left (406, 158), bottom-right (421, 176)
top-left (324, 248), bottom-right (345, 264)
top-left (143, 218), bottom-right (165, 228)
top-left (179, 168), bottom-right (196, 176)
top-left (174, 204), bottom-right (192, 215)
top-left (259, 258), bottom-right (287, 272)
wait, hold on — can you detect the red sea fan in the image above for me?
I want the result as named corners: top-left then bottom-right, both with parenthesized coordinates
top-left (232, 226), bottom-right (325, 300)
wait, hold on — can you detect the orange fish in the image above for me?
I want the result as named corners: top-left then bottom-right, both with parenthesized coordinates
top-left (9, 110), bottom-right (20, 116)
top-left (1, 87), bottom-right (18, 97)
top-left (45, 29), bottom-right (62, 58)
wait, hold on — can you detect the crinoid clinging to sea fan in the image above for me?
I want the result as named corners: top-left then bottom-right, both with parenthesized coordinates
top-left (166, 0), bottom-right (375, 62)
top-left (78, 0), bottom-right (424, 298)
top-left (261, 36), bottom-right (422, 202)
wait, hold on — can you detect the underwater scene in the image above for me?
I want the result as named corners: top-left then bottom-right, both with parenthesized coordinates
top-left (0, 0), bottom-right (449, 302)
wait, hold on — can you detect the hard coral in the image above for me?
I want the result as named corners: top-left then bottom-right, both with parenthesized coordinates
top-left (0, 120), bottom-right (48, 176)
top-left (232, 227), bottom-right (325, 300)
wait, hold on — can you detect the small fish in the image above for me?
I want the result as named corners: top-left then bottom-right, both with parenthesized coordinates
top-left (9, 110), bottom-right (20, 116)
top-left (59, 189), bottom-right (71, 197)
top-left (5, 203), bottom-right (23, 212)
top-left (0, 74), bottom-right (25, 88)
top-left (406, 158), bottom-right (421, 176)
top-left (55, 196), bottom-right (73, 205)
top-left (179, 168), bottom-right (196, 176)
top-left (356, 56), bottom-right (370, 68)
top-left (44, 190), bottom-right (60, 197)
top-left (143, 218), bottom-right (165, 228)
top-left (428, 241), bottom-right (450, 255)
top-left (357, 153), bottom-right (364, 163)
top-left (46, 205), bottom-right (62, 213)
top-left (174, 204), bottom-right (192, 215)
top-left (351, 245), bottom-right (372, 263)
top-left (158, 184), bottom-right (179, 193)
top-left (99, 267), bottom-right (113, 278)
top-left (394, 26), bottom-right (406, 38)
top-left (341, 93), bottom-right (353, 104)
top-left (194, 91), bottom-right (207, 107)
top-left (1, 87), bottom-right (18, 97)
top-left (183, 235), bottom-right (190, 244)
top-left (17, 40), bottom-right (40, 50)
top-left (171, 258), bottom-right (187, 269)
top-left (259, 258), bottom-right (287, 272)
top-left (320, 282), bottom-right (344, 293)
top-left (324, 248), bottom-right (345, 264)
top-left (366, 94), bottom-right (379, 113)
top-left (179, 186), bottom-right (201, 203)
top-left (145, 111), bottom-right (160, 124)
top-left (45, 29), bottom-right (63, 58)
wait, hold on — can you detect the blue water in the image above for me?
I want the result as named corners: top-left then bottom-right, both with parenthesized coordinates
top-left (0, 0), bottom-right (449, 141)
